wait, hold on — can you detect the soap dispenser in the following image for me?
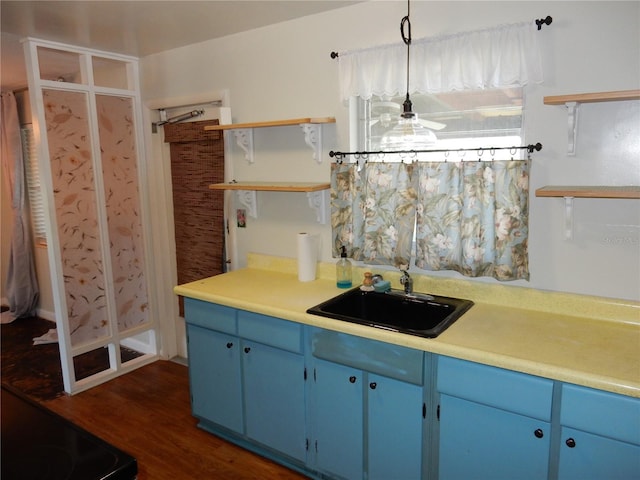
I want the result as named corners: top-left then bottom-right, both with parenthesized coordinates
top-left (336, 246), bottom-right (353, 289)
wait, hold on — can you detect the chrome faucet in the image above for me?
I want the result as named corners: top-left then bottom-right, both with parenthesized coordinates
top-left (399, 270), bottom-right (413, 295)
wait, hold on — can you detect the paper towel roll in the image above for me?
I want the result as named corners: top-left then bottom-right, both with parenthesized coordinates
top-left (297, 233), bottom-right (317, 282)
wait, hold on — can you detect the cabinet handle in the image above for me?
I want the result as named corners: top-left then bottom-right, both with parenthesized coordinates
top-left (349, 376), bottom-right (357, 383)
top-left (226, 342), bottom-right (233, 349)
top-left (244, 347), bottom-right (251, 354)
top-left (566, 438), bottom-right (576, 448)
top-left (534, 429), bottom-right (544, 438)
top-left (369, 382), bottom-right (377, 390)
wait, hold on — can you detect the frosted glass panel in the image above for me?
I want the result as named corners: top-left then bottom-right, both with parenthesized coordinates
top-left (37, 47), bottom-right (85, 84)
top-left (43, 89), bottom-right (109, 345)
top-left (96, 94), bottom-right (150, 332)
top-left (93, 57), bottom-right (131, 89)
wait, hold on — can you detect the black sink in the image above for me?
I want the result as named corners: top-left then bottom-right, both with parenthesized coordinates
top-left (307, 288), bottom-right (473, 338)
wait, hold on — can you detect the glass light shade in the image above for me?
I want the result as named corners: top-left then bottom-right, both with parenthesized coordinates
top-left (379, 114), bottom-right (437, 151)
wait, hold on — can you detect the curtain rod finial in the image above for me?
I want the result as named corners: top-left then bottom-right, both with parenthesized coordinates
top-left (536, 15), bottom-right (552, 30)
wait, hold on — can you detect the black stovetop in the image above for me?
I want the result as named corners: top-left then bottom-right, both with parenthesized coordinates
top-left (1, 385), bottom-right (137, 479)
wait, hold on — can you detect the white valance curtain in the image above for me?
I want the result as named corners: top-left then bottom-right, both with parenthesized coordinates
top-left (338, 21), bottom-right (543, 101)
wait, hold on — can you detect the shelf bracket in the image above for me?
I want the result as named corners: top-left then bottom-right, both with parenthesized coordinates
top-left (232, 123), bottom-right (325, 164)
top-left (564, 196), bottom-right (574, 240)
top-left (307, 189), bottom-right (329, 224)
top-left (233, 129), bottom-right (254, 163)
top-left (235, 190), bottom-right (257, 218)
top-left (565, 101), bottom-right (579, 156)
top-left (300, 123), bottom-right (323, 164)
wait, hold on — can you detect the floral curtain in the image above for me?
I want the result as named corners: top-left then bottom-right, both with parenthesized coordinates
top-left (415, 160), bottom-right (530, 280)
top-left (331, 162), bottom-right (417, 268)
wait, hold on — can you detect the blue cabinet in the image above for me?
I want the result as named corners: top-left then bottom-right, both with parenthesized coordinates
top-left (437, 356), bottom-right (640, 480)
top-left (557, 384), bottom-right (640, 480)
top-left (313, 358), bottom-right (364, 480)
top-left (311, 328), bottom-right (425, 480)
top-left (184, 296), bottom-right (639, 480)
top-left (437, 356), bottom-right (553, 480)
top-left (184, 298), bottom-right (306, 464)
top-left (438, 395), bottom-right (551, 480)
top-left (367, 372), bottom-right (424, 480)
top-left (242, 339), bottom-right (306, 461)
top-left (187, 324), bottom-right (243, 433)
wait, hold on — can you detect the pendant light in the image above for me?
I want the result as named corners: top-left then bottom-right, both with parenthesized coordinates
top-left (380, 0), bottom-right (437, 151)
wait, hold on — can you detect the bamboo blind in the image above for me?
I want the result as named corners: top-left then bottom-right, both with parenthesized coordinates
top-left (164, 120), bottom-right (225, 315)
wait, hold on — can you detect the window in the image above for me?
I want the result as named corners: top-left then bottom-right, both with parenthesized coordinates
top-left (354, 87), bottom-right (524, 160)
top-left (334, 87), bottom-right (530, 280)
top-left (21, 125), bottom-right (47, 244)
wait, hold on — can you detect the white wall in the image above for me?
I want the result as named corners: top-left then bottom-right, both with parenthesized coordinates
top-left (143, 1), bottom-right (640, 302)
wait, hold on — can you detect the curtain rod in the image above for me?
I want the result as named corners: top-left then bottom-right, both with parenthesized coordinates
top-left (330, 16), bottom-right (552, 58)
top-left (151, 109), bottom-right (205, 133)
top-left (329, 143), bottom-right (542, 160)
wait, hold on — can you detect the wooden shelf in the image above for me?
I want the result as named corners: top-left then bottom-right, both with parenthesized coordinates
top-left (536, 186), bottom-right (640, 199)
top-left (543, 90), bottom-right (640, 105)
top-left (537, 186), bottom-right (640, 240)
top-left (206, 117), bottom-right (335, 164)
top-left (203, 117), bottom-right (335, 131)
top-left (211, 182), bottom-right (330, 224)
top-left (544, 90), bottom-right (640, 155)
top-left (209, 182), bottom-right (329, 192)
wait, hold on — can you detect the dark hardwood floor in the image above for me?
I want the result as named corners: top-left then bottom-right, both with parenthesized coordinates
top-left (1, 315), bottom-right (141, 402)
top-left (44, 360), bottom-right (309, 479)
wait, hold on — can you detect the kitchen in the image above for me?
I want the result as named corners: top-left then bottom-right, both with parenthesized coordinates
top-left (1, 1), bottom-right (639, 479)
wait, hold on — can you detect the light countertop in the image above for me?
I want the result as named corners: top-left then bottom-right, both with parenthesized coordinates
top-left (174, 254), bottom-right (640, 398)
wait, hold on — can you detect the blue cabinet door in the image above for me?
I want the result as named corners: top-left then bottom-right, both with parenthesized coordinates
top-left (314, 358), bottom-right (364, 479)
top-left (558, 427), bottom-right (640, 480)
top-left (439, 394), bottom-right (550, 480)
top-left (367, 373), bottom-right (423, 480)
top-left (186, 324), bottom-right (243, 433)
top-left (558, 426), bottom-right (640, 480)
top-left (242, 340), bottom-right (307, 462)
top-left (558, 384), bottom-right (640, 480)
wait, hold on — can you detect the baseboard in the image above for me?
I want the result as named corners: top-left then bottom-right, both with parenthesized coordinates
top-left (0, 297), bottom-right (55, 322)
top-left (171, 356), bottom-right (188, 366)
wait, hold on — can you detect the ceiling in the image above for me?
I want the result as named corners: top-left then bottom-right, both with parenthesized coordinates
top-left (1, 1), bottom-right (361, 91)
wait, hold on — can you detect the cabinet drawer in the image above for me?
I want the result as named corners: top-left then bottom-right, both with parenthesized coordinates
top-left (311, 328), bottom-right (424, 385)
top-left (184, 298), bottom-right (237, 334)
top-left (238, 311), bottom-right (302, 353)
top-left (437, 356), bottom-right (553, 421)
top-left (561, 383), bottom-right (640, 445)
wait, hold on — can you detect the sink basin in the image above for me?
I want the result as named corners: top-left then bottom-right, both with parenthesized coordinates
top-left (307, 288), bottom-right (473, 338)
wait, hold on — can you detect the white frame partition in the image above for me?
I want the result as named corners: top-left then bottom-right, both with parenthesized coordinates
top-left (23, 38), bottom-right (159, 394)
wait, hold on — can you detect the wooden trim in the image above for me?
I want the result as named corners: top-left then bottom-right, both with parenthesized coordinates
top-left (543, 90), bottom-right (640, 105)
top-left (535, 186), bottom-right (640, 199)
top-left (204, 117), bottom-right (335, 131)
top-left (209, 182), bottom-right (330, 192)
